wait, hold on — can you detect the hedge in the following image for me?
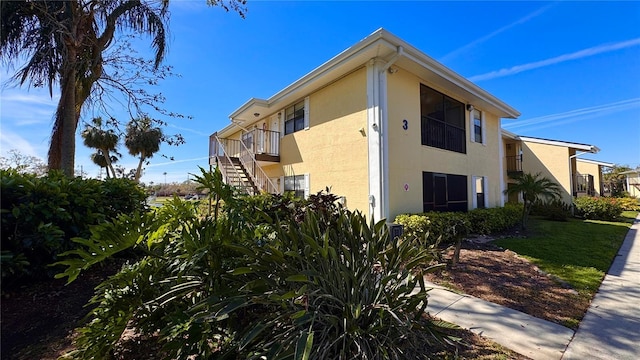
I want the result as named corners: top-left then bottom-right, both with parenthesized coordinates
top-left (394, 204), bottom-right (522, 246)
top-left (573, 196), bottom-right (623, 221)
top-left (1, 170), bottom-right (148, 283)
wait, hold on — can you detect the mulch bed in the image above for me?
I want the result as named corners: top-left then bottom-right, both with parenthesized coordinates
top-left (425, 239), bottom-right (591, 329)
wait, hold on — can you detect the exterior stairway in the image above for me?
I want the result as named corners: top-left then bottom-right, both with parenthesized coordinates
top-left (209, 131), bottom-right (279, 195)
top-left (217, 156), bottom-right (258, 195)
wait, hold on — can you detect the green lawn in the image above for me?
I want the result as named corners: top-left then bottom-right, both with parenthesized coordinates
top-left (493, 212), bottom-right (637, 295)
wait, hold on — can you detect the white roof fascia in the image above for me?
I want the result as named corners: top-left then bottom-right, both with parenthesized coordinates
top-left (518, 136), bottom-right (598, 153)
top-left (216, 123), bottom-right (237, 138)
top-left (576, 158), bottom-right (615, 167)
top-left (226, 28), bottom-right (519, 128)
top-left (501, 128), bottom-right (519, 139)
top-left (228, 30), bottom-right (395, 122)
top-left (266, 35), bottom-right (395, 106)
top-left (229, 98), bottom-right (269, 120)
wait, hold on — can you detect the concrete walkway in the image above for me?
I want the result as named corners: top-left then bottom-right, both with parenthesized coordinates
top-left (563, 214), bottom-right (640, 360)
top-left (424, 213), bottom-right (640, 360)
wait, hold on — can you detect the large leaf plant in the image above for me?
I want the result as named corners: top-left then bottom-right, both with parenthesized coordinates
top-left (56, 167), bottom-right (458, 359)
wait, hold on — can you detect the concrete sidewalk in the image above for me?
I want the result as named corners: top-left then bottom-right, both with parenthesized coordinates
top-left (424, 284), bottom-right (574, 360)
top-left (562, 214), bottom-right (640, 360)
top-left (424, 213), bottom-right (640, 360)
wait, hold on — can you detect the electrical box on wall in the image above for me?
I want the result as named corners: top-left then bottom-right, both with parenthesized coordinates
top-left (387, 224), bottom-right (404, 240)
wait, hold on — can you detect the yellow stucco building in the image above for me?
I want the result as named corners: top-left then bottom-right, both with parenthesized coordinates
top-left (501, 130), bottom-right (613, 205)
top-left (209, 29), bottom-right (521, 222)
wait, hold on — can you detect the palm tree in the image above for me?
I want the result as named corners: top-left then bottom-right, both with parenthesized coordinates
top-left (82, 117), bottom-right (119, 178)
top-left (125, 116), bottom-right (162, 182)
top-left (1, 0), bottom-right (169, 177)
top-left (504, 172), bottom-right (562, 229)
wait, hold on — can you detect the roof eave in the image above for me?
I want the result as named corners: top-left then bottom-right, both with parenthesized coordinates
top-left (577, 158), bottom-right (615, 167)
top-left (518, 136), bottom-right (598, 152)
top-left (227, 28), bottom-right (520, 126)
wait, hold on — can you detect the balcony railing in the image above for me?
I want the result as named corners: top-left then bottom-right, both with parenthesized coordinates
top-left (506, 155), bottom-right (523, 175)
top-left (241, 129), bottom-right (280, 158)
top-left (574, 174), bottom-right (595, 196)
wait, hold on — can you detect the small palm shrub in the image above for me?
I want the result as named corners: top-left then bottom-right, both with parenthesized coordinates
top-left (574, 197), bottom-right (623, 221)
top-left (56, 167), bottom-right (459, 359)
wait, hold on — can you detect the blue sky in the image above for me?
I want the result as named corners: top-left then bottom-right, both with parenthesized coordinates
top-left (1, 0), bottom-right (639, 184)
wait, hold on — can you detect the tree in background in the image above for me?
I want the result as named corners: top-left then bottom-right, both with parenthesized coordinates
top-left (504, 172), bottom-right (561, 229)
top-left (603, 164), bottom-right (632, 197)
top-left (0, 149), bottom-right (47, 176)
top-left (81, 117), bottom-right (120, 178)
top-left (1, 0), bottom-right (246, 177)
top-left (1, 0), bottom-right (170, 176)
top-left (125, 116), bottom-right (162, 182)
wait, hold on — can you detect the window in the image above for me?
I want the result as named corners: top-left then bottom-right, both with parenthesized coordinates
top-left (472, 109), bottom-right (483, 144)
top-left (284, 100), bottom-right (305, 135)
top-left (422, 172), bottom-right (468, 212)
top-left (284, 174), bottom-right (308, 198)
top-left (473, 176), bottom-right (487, 209)
top-left (420, 84), bottom-right (466, 154)
top-left (471, 110), bottom-right (484, 143)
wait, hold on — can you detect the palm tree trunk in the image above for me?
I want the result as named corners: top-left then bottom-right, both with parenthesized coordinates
top-left (101, 147), bottom-right (117, 178)
top-left (61, 71), bottom-right (77, 177)
top-left (134, 152), bottom-right (145, 182)
top-left (521, 200), bottom-right (529, 230)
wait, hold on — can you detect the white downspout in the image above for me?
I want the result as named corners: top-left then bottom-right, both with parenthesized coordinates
top-left (378, 46), bottom-right (403, 223)
top-left (499, 128), bottom-right (505, 206)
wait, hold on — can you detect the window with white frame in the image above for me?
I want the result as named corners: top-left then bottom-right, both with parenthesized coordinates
top-left (473, 176), bottom-right (487, 209)
top-left (471, 109), bottom-right (485, 144)
top-left (284, 100), bottom-right (305, 135)
top-left (284, 174), bottom-right (309, 198)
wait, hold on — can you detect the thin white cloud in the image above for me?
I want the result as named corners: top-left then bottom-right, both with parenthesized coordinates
top-left (0, 128), bottom-right (43, 158)
top-left (145, 156), bottom-right (209, 168)
top-left (441, 3), bottom-right (555, 62)
top-left (0, 89), bottom-right (58, 126)
top-left (167, 123), bottom-right (211, 137)
top-left (469, 38), bottom-right (640, 82)
top-left (504, 98), bottom-right (640, 132)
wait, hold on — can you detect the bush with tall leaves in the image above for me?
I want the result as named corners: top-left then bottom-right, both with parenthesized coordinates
top-left (56, 167), bottom-right (458, 359)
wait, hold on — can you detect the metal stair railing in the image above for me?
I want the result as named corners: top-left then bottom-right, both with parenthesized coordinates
top-left (238, 137), bottom-right (279, 194)
top-left (211, 134), bottom-right (253, 194)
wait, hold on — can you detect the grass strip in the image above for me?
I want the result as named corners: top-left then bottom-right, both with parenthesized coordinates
top-left (493, 212), bottom-right (637, 295)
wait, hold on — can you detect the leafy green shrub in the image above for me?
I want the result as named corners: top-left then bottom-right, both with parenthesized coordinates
top-left (467, 204), bottom-right (522, 234)
top-left (530, 199), bottom-right (572, 222)
top-left (0, 170), bottom-right (147, 282)
top-left (56, 168), bottom-right (459, 359)
top-left (395, 204), bottom-right (522, 246)
top-left (393, 214), bottom-right (431, 245)
top-left (613, 196), bottom-right (640, 211)
top-left (574, 196), bottom-right (623, 221)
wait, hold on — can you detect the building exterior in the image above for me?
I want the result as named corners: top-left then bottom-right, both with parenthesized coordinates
top-left (621, 170), bottom-right (640, 198)
top-left (209, 28), bottom-right (520, 222)
top-left (576, 159), bottom-right (615, 197)
top-left (501, 130), bottom-right (612, 204)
